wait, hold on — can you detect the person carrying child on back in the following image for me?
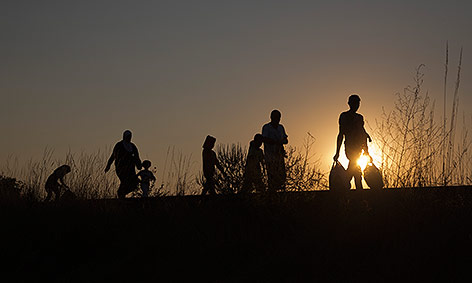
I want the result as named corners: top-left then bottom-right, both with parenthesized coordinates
top-left (241, 134), bottom-right (265, 193)
top-left (137, 160), bottom-right (156, 198)
top-left (202, 135), bottom-right (224, 195)
top-left (45, 165), bottom-right (71, 201)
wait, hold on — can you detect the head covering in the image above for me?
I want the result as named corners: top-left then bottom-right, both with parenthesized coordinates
top-left (123, 130), bottom-right (132, 140)
top-left (203, 135), bottom-right (216, 149)
top-left (54, 165), bottom-right (71, 176)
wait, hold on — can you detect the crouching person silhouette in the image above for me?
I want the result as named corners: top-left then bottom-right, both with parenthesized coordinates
top-left (202, 135), bottom-right (224, 195)
top-left (333, 94), bottom-right (372, 190)
top-left (45, 165), bottom-right (71, 201)
top-left (105, 130), bottom-right (142, 198)
top-left (241, 134), bottom-right (265, 193)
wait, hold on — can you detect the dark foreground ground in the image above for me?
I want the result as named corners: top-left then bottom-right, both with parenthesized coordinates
top-left (2, 187), bottom-right (472, 282)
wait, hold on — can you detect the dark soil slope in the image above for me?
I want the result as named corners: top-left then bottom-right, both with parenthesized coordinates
top-left (2, 187), bottom-right (472, 282)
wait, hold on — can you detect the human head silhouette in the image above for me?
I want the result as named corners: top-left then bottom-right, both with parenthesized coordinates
top-left (253, 134), bottom-right (263, 148)
top-left (270, 110), bottom-right (281, 125)
top-left (56, 165), bottom-right (71, 177)
top-left (203, 135), bottom-right (216, 150)
top-left (348, 94), bottom-right (361, 112)
top-left (142, 160), bottom-right (151, 170)
top-left (123, 130), bottom-right (132, 143)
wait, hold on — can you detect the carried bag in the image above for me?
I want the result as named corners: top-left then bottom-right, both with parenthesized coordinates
top-left (329, 161), bottom-right (350, 192)
top-left (364, 162), bottom-right (384, 189)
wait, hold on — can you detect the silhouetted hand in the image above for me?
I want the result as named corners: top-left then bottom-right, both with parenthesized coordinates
top-left (333, 153), bottom-right (339, 162)
top-left (367, 134), bottom-right (372, 143)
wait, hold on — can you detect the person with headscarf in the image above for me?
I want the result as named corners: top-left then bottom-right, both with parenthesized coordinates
top-left (202, 135), bottom-right (224, 195)
top-left (105, 130), bottom-right (142, 198)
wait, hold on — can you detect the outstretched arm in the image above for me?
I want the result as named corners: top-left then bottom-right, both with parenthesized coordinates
top-left (334, 115), bottom-right (345, 161)
top-left (59, 176), bottom-right (69, 189)
top-left (105, 146), bottom-right (116, 173)
top-left (134, 145), bottom-right (142, 170)
top-left (105, 154), bottom-right (114, 172)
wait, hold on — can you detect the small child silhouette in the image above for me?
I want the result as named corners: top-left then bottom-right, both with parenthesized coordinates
top-left (137, 160), bottom-right (156, 197)
top-left (45, 165), bottom-right (71, 201)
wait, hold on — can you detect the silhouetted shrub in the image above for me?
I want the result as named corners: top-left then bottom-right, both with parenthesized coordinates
top-left (0, 175), bottom-right (21, 201)
top-left (285, 134), bottom-right (327, 191)
top-left (215, 143), bottom-right (247, 194)
top-left (373, 57), bottom-right (471, 188)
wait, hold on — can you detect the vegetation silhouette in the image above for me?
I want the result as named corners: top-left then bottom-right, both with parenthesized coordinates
top-left (105, 130), bottom-right (142, 198)
top-left (372, 51), bottom-right (465, 188)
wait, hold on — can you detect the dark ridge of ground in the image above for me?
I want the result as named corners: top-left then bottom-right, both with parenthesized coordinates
top-left (2, 187), bottom-right (472, 282)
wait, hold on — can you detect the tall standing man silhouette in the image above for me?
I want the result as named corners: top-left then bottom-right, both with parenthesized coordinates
top-left (262, 110), bottom-right (288, 192)
top-left (333, 95), bottom-right (372, 190)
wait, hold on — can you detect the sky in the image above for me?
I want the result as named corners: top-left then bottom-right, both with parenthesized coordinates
top-left (1, 0), bottom-right (471, 179)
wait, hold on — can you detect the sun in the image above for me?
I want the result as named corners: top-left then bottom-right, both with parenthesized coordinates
top-left (357, 145), bottom-right (381, 171)
top-left (357, 153), bottom-right (371, 171)
top-left (337, 144), bottom-right (381, 171)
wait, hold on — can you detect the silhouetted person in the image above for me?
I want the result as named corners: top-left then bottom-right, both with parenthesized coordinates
top-left (241, 134), bottom-right (265, 193)
top-left (262, 110), bottom-right (288, 192)
top-left (137, 160), bottom-right (156, 198)
top-left (105, 130), bottom-right (142, 198)
top-left (45, 165), bottom-right (71, 201)
top-left (202, 135), bottom-right (224, 195)
top-left (333, 94), bottom-right (372, 190)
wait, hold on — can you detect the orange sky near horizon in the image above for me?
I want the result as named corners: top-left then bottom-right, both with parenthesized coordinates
top-left (1, 1), bottom-right (471, 184)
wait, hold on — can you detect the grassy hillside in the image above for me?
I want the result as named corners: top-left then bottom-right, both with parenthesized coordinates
top-left (2, 188), bottom-right (472, 282)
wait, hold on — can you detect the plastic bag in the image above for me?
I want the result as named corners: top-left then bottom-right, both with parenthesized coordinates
top-left (329, 161), bottom-right (350, 192)
top-left (364, 162), bottom-right (384, 189)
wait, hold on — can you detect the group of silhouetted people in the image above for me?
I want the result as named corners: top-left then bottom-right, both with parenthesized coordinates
top-left (45, 94), bottom-right (372, 200)
top-left (201, 109), bottom-right (289, 195)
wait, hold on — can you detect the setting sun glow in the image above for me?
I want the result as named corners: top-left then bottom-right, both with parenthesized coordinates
top-left (357, 154), bottom-right (371, 171)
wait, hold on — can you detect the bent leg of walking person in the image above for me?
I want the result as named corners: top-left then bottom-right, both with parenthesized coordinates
top-left (266, 156), bottom-right (286, 192)
top-left (117, 172), bottom-right (138, 198)
top-left (202, 174), bottom-right (216, 195)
